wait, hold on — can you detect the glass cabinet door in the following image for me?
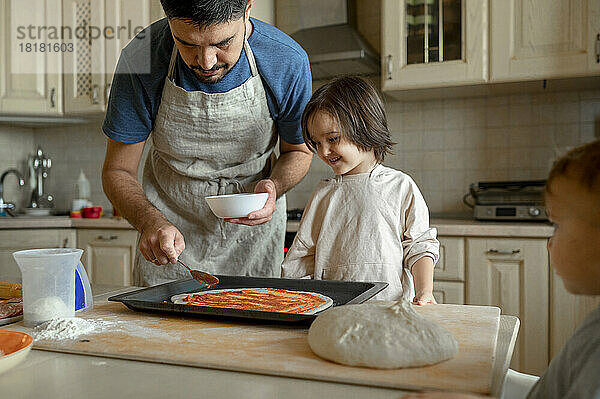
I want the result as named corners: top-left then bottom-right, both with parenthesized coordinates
top-left (381, 0), bottom-right (487, 90)
top-left (406, 0), bottom-right (462, 65)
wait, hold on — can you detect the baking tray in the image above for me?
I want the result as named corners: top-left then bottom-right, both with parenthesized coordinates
top-left (108, 275), bottom-right (388, 323)
top-left (0, 315), bottom-right (22, 326)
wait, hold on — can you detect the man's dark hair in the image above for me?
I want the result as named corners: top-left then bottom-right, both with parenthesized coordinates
top-left (301, 75), bottom-right (394, 163)
top-left (160, 0), bottom-right (248, 27)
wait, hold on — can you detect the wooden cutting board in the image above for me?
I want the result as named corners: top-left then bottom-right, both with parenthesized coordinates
top-left (33, 301), bottom-right (500, 394)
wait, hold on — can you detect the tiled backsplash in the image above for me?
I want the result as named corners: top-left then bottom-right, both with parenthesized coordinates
top-left (32, 120), bottom-right (117, 212)
top-left (0, 88), bottom-right (598, 216)
top-left (286, 89), bottom-right (600, 214)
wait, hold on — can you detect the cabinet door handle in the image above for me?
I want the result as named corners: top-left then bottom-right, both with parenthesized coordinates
top-left (62, 238), bottom-right (68, 248)
top-left (487, 248), bottom-right (521, 255)
top-left (386, 54), bottom-right (393, 80)
top-left (50, 88), bottom-right (56, 108)
top-left (596, 33), bottom-right (600, 63)
top-left (91, 84), bottom-right (100, 104)
top-left (96, 235), bottom-right (118, 241)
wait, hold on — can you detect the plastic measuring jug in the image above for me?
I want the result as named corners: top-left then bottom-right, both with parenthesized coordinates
top-left (13, 248), bottom-right (83, 327)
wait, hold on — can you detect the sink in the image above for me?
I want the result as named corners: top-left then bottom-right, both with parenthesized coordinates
top-left (23, 208), bottom-right (53, 216)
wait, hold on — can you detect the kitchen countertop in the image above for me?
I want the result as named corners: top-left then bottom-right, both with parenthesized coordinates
top-left (0, 215), bottom-right (554, 238)
top-left (0, 286), bottom-right (519, 398)
top-left (0, 216), bottom-right (135, 229)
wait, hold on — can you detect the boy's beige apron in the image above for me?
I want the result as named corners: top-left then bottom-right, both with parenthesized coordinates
top-left (133, 40), bottom-right (286, 286)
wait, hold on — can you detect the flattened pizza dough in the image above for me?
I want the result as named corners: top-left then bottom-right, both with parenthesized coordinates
top-left (171, 288), bottom-right (333, 315)
top-left (308, 300), bottom-right (458, 368)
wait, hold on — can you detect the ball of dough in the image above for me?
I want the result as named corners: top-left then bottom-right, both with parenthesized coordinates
top-left (308, 301), bottom-right (458, 369)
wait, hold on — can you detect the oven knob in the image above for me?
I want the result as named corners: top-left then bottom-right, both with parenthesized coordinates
top-left (528, 207), bottom-right (541, 217)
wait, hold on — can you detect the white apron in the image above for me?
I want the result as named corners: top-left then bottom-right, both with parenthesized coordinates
top-left (134, 40), bottom-right (286, 286)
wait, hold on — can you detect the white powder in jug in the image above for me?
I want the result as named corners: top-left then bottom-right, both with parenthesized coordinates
top-left (29, 296), bottom-right (71, 324)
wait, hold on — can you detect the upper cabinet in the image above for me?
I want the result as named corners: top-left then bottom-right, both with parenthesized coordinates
top-left (381, 0), bottom-right (600, 93)
top-left (490, 0), bottom-right (600, 82)
top-left (382, 0), bottom-right (488, 90)
top-left (0, 0), bottom-right (152, 115)
top-left (0, 0), bottom-right (63, 114)
top-left (62, 0), bottom-right (151, 114)
top-left (62, 0), bottom-right (106, 114)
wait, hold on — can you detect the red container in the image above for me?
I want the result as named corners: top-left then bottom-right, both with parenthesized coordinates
top-left (81, 206), bottom-right (102, 218)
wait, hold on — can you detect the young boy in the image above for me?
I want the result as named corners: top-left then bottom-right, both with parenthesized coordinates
top-left (403, 139), bottom-right (600, 398)
top-left (281, 76), bottom-right (438, 303)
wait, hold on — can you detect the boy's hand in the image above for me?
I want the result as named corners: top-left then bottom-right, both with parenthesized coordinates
top-left (412, 291), bottom-right (437, 306)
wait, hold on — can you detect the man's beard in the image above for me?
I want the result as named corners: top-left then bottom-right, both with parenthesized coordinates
top-left (190, 63), bottom-right (231, 84)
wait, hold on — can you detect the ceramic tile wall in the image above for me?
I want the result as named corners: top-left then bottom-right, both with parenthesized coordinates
top-left (31, 121), bottom-right (114, 212)
top-left (30, 121), bottom-right (150, 213)
top-left (285, 89), bottom-right (600, 215)
top-left (0, 126), bottom-right (35, 208)
top-left (0, 88), bottom-right (598, 216)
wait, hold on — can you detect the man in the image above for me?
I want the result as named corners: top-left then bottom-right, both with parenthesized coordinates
top-left (102, 0), bottom-right (313, 286)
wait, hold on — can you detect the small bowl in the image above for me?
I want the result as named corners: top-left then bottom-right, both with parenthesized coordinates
top-left (81, 206), bottom-right (102, 218)
top-left (0, 330), bottom-right (33, 375)
top-left (205, 193), bottom-right (268, 218)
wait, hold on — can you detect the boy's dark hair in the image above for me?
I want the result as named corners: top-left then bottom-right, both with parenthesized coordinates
top-left (160, 0), bottom-right (247, 27)
top-left (546, 139), bottom-right (600, 193)
top-left (301, 75), bottom-right (394, 163)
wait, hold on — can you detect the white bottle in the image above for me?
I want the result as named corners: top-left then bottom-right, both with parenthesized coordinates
top-left (76, 170), bottom-right (91, 200)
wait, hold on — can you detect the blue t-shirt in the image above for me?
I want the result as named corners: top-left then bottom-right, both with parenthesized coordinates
top-left (102, 18), bottom-right (312, 145)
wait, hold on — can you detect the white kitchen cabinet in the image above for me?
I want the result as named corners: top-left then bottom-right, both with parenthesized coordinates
top-left (490, 0), bottom-right (600, 82)
top-left (0, 0), bottom-right (63, 114)
top-left (381, 0), bottom-right (488, 91)
top-left (77, 228), bottom-right (137, 286)
top-left (550, 270), bottom-right (600, 360)
top-left (62, 0), bottom-right (106, 113)
top-left (433, 236), bottom-right (465, 305)
top-left (466, 237), bottom-right (549, 376)
top-left (433, 280), bottom-right (464, 304)
top-left (0, 229), bottom-right (76, 283)
top-left (434, 236), bottom-right (464, 281)
top-left (63, 0), bottom-right (151, 114)
top-left (0, 0), bottom-right (151, 115)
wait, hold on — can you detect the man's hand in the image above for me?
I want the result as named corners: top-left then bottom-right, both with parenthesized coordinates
top-left (138, 217), bottom-right (186, 265)
top-left (226, 179), bottom-right (277, 226)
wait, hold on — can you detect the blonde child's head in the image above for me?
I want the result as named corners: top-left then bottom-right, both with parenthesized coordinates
top-left (301, 75), bottom-right (394, 175)
top-left (545, 139), bottom-right (600, 295)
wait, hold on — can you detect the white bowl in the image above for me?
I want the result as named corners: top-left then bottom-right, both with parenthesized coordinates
top-left (0, 330), bottom-right (33, 375)
top-left (205, 193), bottom-right (268, 218)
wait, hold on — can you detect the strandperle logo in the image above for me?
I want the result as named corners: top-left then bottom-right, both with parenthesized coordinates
top-left (15, 20), bottom-right (146, 41)
top-left (12, 19), bottom-right (151, 74)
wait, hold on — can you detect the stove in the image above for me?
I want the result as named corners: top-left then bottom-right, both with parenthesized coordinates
top-left (464, 180), bottom-right (548, 222)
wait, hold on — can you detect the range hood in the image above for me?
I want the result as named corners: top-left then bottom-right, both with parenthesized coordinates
top-left (289, 1), bottom-right (380, 80)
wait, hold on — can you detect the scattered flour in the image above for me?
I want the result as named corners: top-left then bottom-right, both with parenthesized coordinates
top-left (34, 317), bottom-right (103, 340)
top-left (33, 315), bottom-right (179, 342)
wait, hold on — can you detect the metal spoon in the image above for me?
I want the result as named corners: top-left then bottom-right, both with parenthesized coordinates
top-left (177, 259), bottom-right (219, 286)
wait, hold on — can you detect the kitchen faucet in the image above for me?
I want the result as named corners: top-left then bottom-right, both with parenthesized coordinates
top-left (28, 146), bottom-right (54, 210)
top-left (0, 169), bottom-right (25, 217)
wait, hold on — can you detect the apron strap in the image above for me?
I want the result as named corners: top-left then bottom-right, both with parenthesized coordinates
top-left (243, 39), bottom-right (259, 77)
top-left (167, 43), bottom-right (178, 81)
top-left (167, 39), bottom-right (259, 81)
